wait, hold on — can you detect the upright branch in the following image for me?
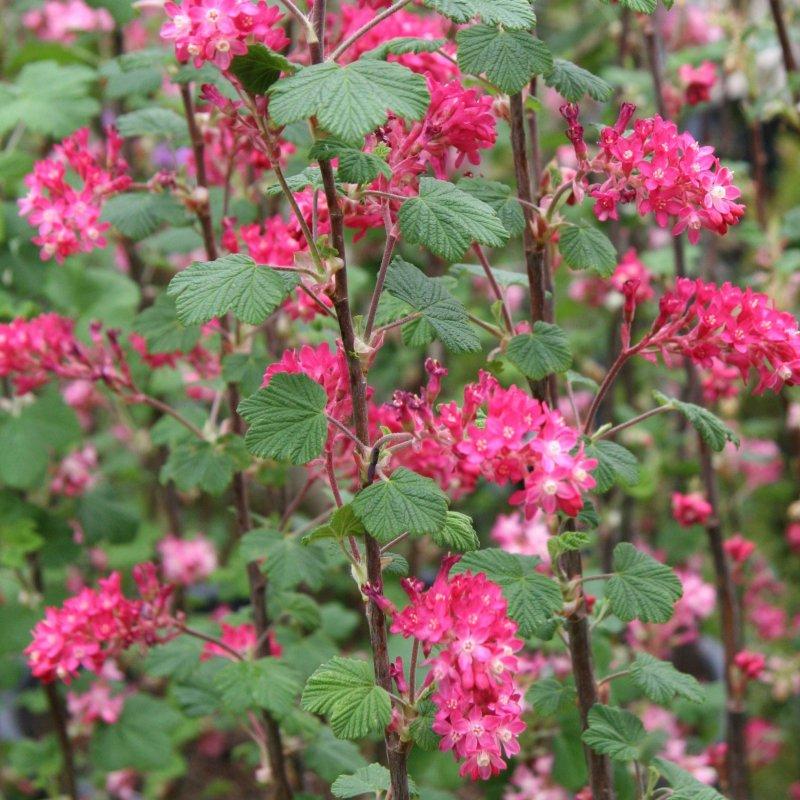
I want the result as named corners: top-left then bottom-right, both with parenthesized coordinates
top-left (310, 4), bottom-right (411, 799)
top-left (768, 0), bottom-right (799, 87)
top-left (180, 84), bottom-right (294, 800)
top-left (513, 86), bottom-right (616, 800)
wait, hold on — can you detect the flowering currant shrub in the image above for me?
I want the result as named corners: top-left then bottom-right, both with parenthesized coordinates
top-left (2, 1), bottom-right (800, 800)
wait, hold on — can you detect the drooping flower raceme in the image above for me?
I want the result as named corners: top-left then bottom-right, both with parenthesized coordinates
top-left (25, 564), bottom-right (174, 683)
top-left (158, 534), bottom-right (218, 586)
top-left (388, 558), bottom-right (526, 781)
top-left (18, 128), bottom-right (131, 263)
top-left (641, 278), bottom-right (800, 394)
top-left (563, 105), bottom-right (745, 243)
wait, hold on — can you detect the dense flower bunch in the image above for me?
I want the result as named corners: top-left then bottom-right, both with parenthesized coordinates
top-left (160, 0), bottom-right (288, 70)
top-left (375, 364), bottom-right (596, 516)
top-left (18, 128), bottom-right (131, 263)
top-left (0, 314), bottom-right (133, 395)
top-left (50, 445), bottom-right (99, 498)
top-left (566, 104), bottom-right (745, 242)
top-left (25, 565), bottom-right (174, 683)
top-left (158, 534), bottom-right (218, 586)
top-left (344, 77), bottom-right (496, 235)
top-left (672, 491), bottom-right (713, 527)
top-left (199, 620), bottom-right (281, 660)
top-left (388, 558), bottom-right (525, 780)
top-left (19, 127), bottom-right (131, 264)
top-left (22, 0), bottom-right (113, 42)
top-left (640, 278), bottom-right (800, 393)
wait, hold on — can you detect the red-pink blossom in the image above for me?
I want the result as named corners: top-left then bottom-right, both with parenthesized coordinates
top-left (671, 491), bottom-right (713, 527)
top-left (724, 534), bottom-right (756, 564)
top-left (67, 679), bottom-right (125, 727)
top-left (734, 650), bottom-right (767, 681)
top-left (50, 445), bottom-right (99, 498)
top-left (22, 0), bottom-right (113, 42)
top-left (19, 128), bottom-right (131, 263)
top-left (158, 534), bottom-right (218, 586)
top-left (161, 0), bottom-right (288, 70)
top-left (678, 61), bottom-right (717, 106)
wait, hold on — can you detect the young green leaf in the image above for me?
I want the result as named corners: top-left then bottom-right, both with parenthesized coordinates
top-left (240, 528), bottom-right (329, 590)
top-left (544, 59), bottom-right (613, 102)
top-left (238, 373), bottom-right (328, 465)
top-left (269, 60), bottom-right (429, 145)
top-left (584, 440), bottom-right (640, 493)
top-left (581, 704), bottom-right (646, 761)
top-left (629, 652), bottom-right (704, 705)
top-left (408, 700), bottom-right (439, 751)
top-left (456, 26), bottom-right (552, 94)
top-left (506, 322), bottom-right (573, 380)
top-left (309, 137), bottom-right (392, 185)
top-left (383, 258), bottom-right (481, 352)
top-left (214, 658), bottom-right (301, 718)
top-left (457, 178), bottom-right (525, 236)
top-left (167, 253), bottom-right (297, 326)
top-left (432, 511), bottom-right (480, 552)
top-left (424, 0), bottom-right (536, 29)
top-left (558, 224), bottom-right (618, 277)
top-left (452, 549), bottom-right (563, 637)
top-left (653, 757), bottom-right (726, 800)
top-left (653, 392), bottom-right (740, 452)
top-left (331, 764), bottom-right (391, 798)
top-left (618, 0), bottom-right (657, 12)
top-left (352, 467), bottom-right (448, 542)
top-left (547, 530), bottom-right (592, 562)
top-left (301, 657), bottom-right (391, 740)
top-left (606, 543), bottom-right (683, 623)
top-left (526, 678), bottom-right (577, 717)
top-left (399, 178), bottom-right (509, 261)
top-left (303, 504), bottom-right (366, 545)
top-left (229, 44), bottom-right (296, 95)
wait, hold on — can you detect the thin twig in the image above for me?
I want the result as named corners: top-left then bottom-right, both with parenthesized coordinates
top-left (328, 0), bottom-right (414, 61)
top-left (472, 244), bottom-right (514, 334)
top-left (365, 226), bottom-right (400, 340)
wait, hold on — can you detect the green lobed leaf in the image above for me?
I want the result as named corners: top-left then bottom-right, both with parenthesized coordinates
top-left (424, 0), bottom-right (536, 29)
top-left (133, 294), bottom-right (201, 354)
top-left (309, 137), bottom-right (392, 185)
top-left (452, 549), bottom-right (563, 637)
top-left (619, 0), bottom-right (657, 12)
top-left (629, 652), bottom-right (704, 705)
top-left (399, 178), bottom-right (509, 261)
top-left (302, 657), bottom-right (392, 740)
top-left (303, 504), bottom-right (366, 544)
top-left (167, 253), bottom-right (297, 325)
top-left (606, 543), bottom-right (683, 623)
top-left (653, 758), bottom-right (726, 800)
top-left (506, 322), bottom-right (573, 380)
top-left (547, 530), bottom-right (593, 562)
top-left (584, 440), bottom-right (640, 493)
top-left (214, 658), bottom-right (301, 718)
top-left (456, 25), bottom-right (553, 94)
top-left (352, 467), bottom-right (449, 542)
top-left (408, 700), bottom-right (440, 751)
top-left (331, 764), bottom-right (391, 798)
top-left (116, 108), bottom-right (188, 140)
top-left (431, 511), bottom-right (480, 552)
top-left (383, 258), bottom-right (481, 352)
top-left (558, 224), bottom-right (618, 276)
top-left (241, 527), bottom-right (329, 590)
top-left (450, 262), bottom-right (527, 286)
top-left (160, 439), bottom-right (236, 495)
top-left (269, 60), bottom-right (430, 145)
top-left (306, 728), bottom-right (369, 783)
top-left (654, 392), bottom-right (740, 452)
top-left (457, 178), bottom-right (525, 236)
top-left (0, 518), bottom-right (43, 569)
top-left (582, 704), bottom-right (646, 762)
top-left (238, 373), bottom-right (328, 465)
top-left (526, 678), bottom-right (577, 716)
top-left (229, 44), bottom-right (297, 95)
top-left (544, 59), bottom-right (613, 102)
top-left (101, 192), bottom-right (187, 240)
top-left (361, 37), bottom-right (447, 60)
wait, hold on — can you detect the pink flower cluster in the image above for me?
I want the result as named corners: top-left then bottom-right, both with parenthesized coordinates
top-left (50, 445), bottom-right (99, 498)
top-left (671, 491), bottom-right (713, 527)
top-left (641, 278), bottom-right (800, 394)
top-left (345, 78), bottom-right (496, 236)
top-left (158, 534), bottom-right (218, 586)
top-left (26, 564), bottom-right (173, 684)
top-left (18, 128), bottom-right (131, 263)
top-left (199, 621), bottom-right (281, 660)
top-left (67, 678), bottom-right (125, 727)
top-left (23, 0), bottom-right (113, 42)
top-left (160, 0), bottom-right (288, 70)
top-left (374, 364), bottom-right (596, 517)
top-left (490, 511), bottom-right (551, 563)
top-left (389, 559), bottom-right (525, 780)
top-left (0, 314), bottom-right (134, 396)
top-left (581, 106), bottom-right (744, 243)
